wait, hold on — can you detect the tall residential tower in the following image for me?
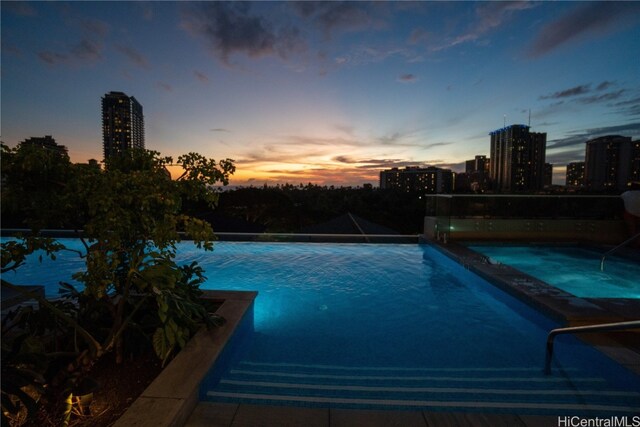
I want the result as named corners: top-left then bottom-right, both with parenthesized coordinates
top-left (584, 135), bottom-right (639, 192)
top-left (101, 91), bottom-right (145, 161)
top-left (489, 124), bottom-right (546, 192)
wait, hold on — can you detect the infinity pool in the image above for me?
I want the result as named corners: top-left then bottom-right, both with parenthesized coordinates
top-left (467, 244), bottom-right (640, 299)
top-left (187, 242), bottom-right (639, 414)
top-left (4, 240), bottom-right (639, 414)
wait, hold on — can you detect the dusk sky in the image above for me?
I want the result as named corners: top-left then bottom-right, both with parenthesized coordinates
top-left (2, 1), bottom-right (640, 186)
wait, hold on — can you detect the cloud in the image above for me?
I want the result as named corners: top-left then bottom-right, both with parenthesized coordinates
top-left (116, 45), bottom-right (149, 69)
top-left (334, 124), bottom-right (355, 135)
top-left (397, 74), bottom-right (418, 84)
top-left (58, 6), bottom-right (110, 38)
top-left (3, 2), bottom-right (37, 16)
top-left (578, 90), bottom-right (626, 105)
top-left (38, 39), bottom-right (103, 66)
top-left (279, 135), bottom-right (367, 148)
top-left (138, 2), bottom-right (154, 21)
top-left (423, 142), bottom-right (452, 149)
top-left (538, 81), bottom-right (628, 106)
top-left (2, 42), bottom-right (22, 57)
top-left (80, 19), bottom-right (109, 39)
top-left (156, 82), bottom-right (172, 92)
top-left (376, 130), bottom-right (424, 147)
top-left (333, 46), bottom-right (416, 68)
top-left (235, 142), bottom-right (335, 167)
top-left (181, 2), bottom-right (304, 64)
top-left (38, 51), bottom-right (68, 65)
top-left (244, 165), bottom-right (382, 187)
top-left (193, 70), bottom-right (209, 83)
top-left (544, 148), bottom-right (586, 166)
top-left (333, 156), bottom-right (403, 165)
top-left (292, 2), bottom-right (385, 37)
top-left (546, 122), bottom-right (640, 149)
top-left (612, 96), bottom-right (640, 117)
top-left (34, 7), bottom-right (108, 68)
top-left (539, 84), bottom-right (591, 100)
top-left (210, 128), bottom-right (230, 132)
top-left (528, 2), bottom-right (640, 57)
top-left (582, 122), bottom-right (640, 138)
top-left (331, 155), bottom-right (456, 171)
top-left (545, 134), bottom-right (589, 150)
top-left (430, 1), bottom-right (536, 51)
top-left (409, 28), bottom-right (430, 45)
top-left (620, 104), bottom-right (640, 117)
top-left (597, 81), bottom-right (616, 91)
top-left (474, 1), bottom-right (538, 34)
top-left (71, 39), bottom-right (102, 61)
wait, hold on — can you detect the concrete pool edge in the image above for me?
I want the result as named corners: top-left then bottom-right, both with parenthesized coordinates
top-left (429, 240), bottom-right (640, 377)
top-left (113, 290), bottom-right (257, 427)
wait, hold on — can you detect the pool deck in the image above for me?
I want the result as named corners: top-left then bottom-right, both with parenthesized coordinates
top-left (115, 243), bottom-right (640, 427)
top-left (184, 402), bottom-right (558, 427)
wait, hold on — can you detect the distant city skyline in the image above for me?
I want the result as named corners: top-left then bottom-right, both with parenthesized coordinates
top-left (2, 1), bottom-right (640, 186)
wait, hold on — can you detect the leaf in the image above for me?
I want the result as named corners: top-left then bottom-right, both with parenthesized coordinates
top-left (152, 328), bottom-right (168, 361)
top-left (164, 324), bottom-right (175, 346)
top-left (176, 329), bottom-right (186, 349)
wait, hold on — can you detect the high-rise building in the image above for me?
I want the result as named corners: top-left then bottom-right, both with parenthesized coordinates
top-left (101, 91), bottom-right (145, 160)
top-left (544, 163), bottom-right (553, 187)
top-left (20, 135), bottom-right (68, 156)
top-left (380, 166), bottom-right (453, 194)
top-left (566, 162), bottom-right (585, 187)
top-left (489, 124), bottom-right (546, 192)
top-left (462, 155), bottom-right (490, 192)
top-left (465, 155), bottom-right (489, 174)
top-left (584, 135), bottom-right (638, 192)
top-left (379, 168), bottom-right (401, 190)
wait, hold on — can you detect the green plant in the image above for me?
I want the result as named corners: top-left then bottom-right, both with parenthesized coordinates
top-left (1, 328), bottom-right (47, 426)
top-left (1, 145), bottom-right (234, 424)
top-left (62, 149), bottom-right (234, 363)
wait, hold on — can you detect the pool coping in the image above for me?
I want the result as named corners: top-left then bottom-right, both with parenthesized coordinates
top-left (429, 240), bottom-right (640, 377)
top-left (112, 290), bottom-right (257, 427)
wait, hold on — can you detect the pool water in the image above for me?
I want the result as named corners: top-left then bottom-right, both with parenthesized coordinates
top-left (467, 245), bottom-right (640, 299)
top-left (4, 240), bottom-right (640, 414)
top-left (187, 243), bottom-right (639, 414)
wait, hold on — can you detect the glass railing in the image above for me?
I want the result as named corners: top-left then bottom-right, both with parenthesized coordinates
top-left (425, 195), bottom-right (624, 220)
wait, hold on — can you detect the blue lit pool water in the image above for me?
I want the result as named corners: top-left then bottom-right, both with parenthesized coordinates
top-left (4, 239), bottom-right (639, 414)
top-left (467, 245), bottom-right (640, 299)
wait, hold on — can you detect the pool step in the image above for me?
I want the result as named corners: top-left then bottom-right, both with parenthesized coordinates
top-left (204, 362), bottom-right (640, 414)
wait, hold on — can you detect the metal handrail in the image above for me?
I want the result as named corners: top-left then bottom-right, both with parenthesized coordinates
top-left (600, 231), bottom-right (640, 271)
top-left (544, 320), bottom-right (640, 374)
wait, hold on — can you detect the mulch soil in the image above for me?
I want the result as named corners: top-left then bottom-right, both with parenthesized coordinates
top-left (23, 352), bottom-right (163, 427)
